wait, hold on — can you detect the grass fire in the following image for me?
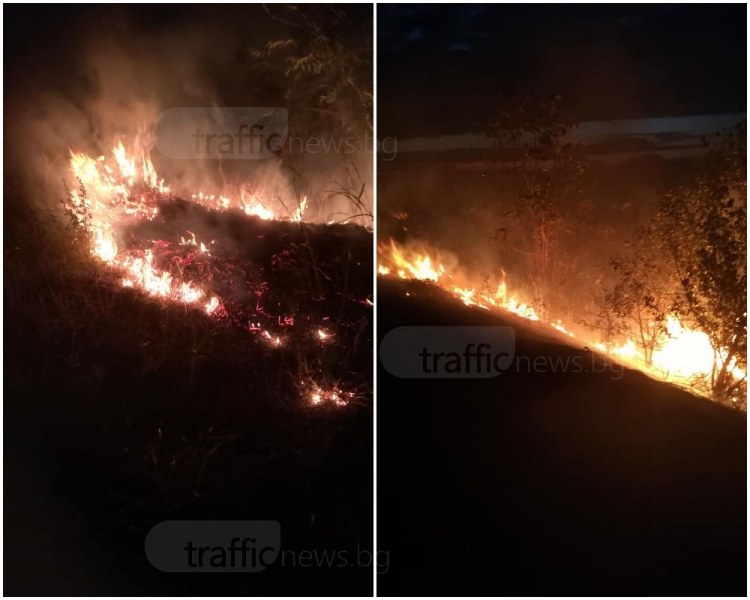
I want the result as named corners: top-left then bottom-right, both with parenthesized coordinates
top-left (5, 4), bottom-right (373, 596)
top-left (377, 4), bottom-right (745, 597)
top-left (379, 234), bottom-right (746, 406)
top-left (67, 140), bottom-right (369, 408)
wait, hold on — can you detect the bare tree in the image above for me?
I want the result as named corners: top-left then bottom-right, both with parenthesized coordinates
top-left (487, 94), bottom-right (586, 314)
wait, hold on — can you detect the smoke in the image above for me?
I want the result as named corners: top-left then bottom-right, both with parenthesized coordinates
top-left (5, 5), bottom-right (372, 224)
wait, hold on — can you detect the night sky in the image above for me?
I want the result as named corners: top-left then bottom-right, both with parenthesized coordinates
top-left (378, 4), bottom-right (747, 137)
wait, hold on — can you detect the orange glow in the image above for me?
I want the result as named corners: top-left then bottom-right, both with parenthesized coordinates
top-left (378, 240), bottom-right (444, 282)
top-left (305, 382), bottom-right (352, 408)
top-left (378, 238), bottom-right (745, 399)
top-left (67, 140), bottom-right (355, 406)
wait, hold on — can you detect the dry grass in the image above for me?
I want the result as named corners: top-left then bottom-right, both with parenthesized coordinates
top-left (5, 177), bottom-right (372, 519)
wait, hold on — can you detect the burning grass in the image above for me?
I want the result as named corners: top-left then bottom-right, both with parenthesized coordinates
top-left (4, 142), bottom-right (373, 579)
top-left (378, 238), bottom-right (746, 407)
top-left (64, 141), bottom-right (372, 408)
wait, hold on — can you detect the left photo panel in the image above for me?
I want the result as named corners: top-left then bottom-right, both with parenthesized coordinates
top-left (4, 4), bottom-right (373, 596)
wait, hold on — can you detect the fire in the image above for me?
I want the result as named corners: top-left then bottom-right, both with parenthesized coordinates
top-left (608, 316), bottom-right (745, 384)
top-left (179, 231), bottom-right (212, 254)
top-left (93, 228), bottom-right (118, 262)
top-left (204, 296), bottom-right (221, 315)
top-left (67, 140), bottom-right (353, 406)
top-left (292, 196), bottom-right (308, 223)
top-left (379, 240), bottom-right (444, 281)
top-left (236, 190), bottom-right (307, 222)
top-left (378, 239), bottom-right (745, 401)
top-left (378, 241), bottom-right (540, 322)
top-left (241, 194), bottom-right (275, 220)
top-left (305, 382), bottom-right (352, 407)
top-left (261, 330), bottom-right (284, 348)
top-left (653, 317), bottom-right (720, 377)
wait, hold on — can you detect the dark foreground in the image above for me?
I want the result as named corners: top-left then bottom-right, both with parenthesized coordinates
top-left (377, 277), bottom-right (746, 596)
top-left (4, 190), bottom-right (373, 596)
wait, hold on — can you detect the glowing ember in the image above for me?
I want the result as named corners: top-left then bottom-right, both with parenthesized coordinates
top-left (204, 296), bottom-right (221, 315)
top-left (261, 330), bottom-right (284, 348)
top-left (248, 323), bottom-right (285, 348)
top-left (305, 383), bottom-right (352, 407)
top-left (179, 231), bottom-right (212, 254)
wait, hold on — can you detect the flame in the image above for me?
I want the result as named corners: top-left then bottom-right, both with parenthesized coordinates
top-left (608, 316), bottom-right (745, 384)
top-left (378, 239), bottom-right (745, 400)
top-left (379, 240), bottom-right (444, 281)
top-left (241, 194), bottom-right (275, 220)
top-left (179, 231), bottom-right (212, 255)
top-left (378, 241), bottom-right (540, 322)
top-left (653, 317), bottom-right (718, 377)
top-left (292, 196), bottom-right (308, 223)
top-left (69, 142), bottom-right (316, 303)
top-left (67, 140), bottom-right (354, 406)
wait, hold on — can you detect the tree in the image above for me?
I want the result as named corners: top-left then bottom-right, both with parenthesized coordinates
top-left (655, 121), bottom-right (747, 403)
top-left (596, 121), bottom-right (746, 405)
top-left (249, 5), bottom-right (373, 225)
top-left (598, 226), bottom-right (678, 365)
top-left (254, 5), bottom-right (372, 137)
top-left (487, 95), bottom-right (587, 315)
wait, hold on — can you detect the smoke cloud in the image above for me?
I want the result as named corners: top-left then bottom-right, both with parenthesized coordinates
top-left (5, 5), bottom-right (372, 223)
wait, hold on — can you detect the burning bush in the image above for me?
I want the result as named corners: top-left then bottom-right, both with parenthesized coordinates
top-left (595, 122), bottom-right (747, 406)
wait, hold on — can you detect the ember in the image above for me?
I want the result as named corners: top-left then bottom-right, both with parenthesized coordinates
top-left (305, 382), bottom-right (353, 408)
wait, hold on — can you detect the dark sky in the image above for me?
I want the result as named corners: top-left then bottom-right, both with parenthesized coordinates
top-left (378, 4), bottom-right (747, 137)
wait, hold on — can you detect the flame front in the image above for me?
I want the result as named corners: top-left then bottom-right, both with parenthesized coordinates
top-left (69, 145), bottom-right (221, 314)
top-left (67, 140), bottom-right (354, 406)
top-left (379, 240), bottom-right (445, 282)
top-left (378, 239), bottom-right (745, 400)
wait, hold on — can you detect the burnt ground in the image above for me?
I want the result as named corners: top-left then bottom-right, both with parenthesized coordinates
top-left (377, 276), bottom-right (746, 596)
top-left (4, 184), bottom-right (373, 596)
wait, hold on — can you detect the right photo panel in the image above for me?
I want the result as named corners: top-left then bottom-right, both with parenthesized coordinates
top-left (377, 4), bottom-right (746, 597)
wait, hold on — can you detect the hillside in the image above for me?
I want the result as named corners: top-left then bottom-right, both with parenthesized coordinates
top-left (4, 184), bottom-right (373, 596)
top-left (377, 276), bottom-right (746, 596)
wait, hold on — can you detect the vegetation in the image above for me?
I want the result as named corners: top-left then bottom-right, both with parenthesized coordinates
top-left (487, 94), bottom-right (587, 315)
top-left (594, 225), bottom-right (678, 365)
top-left (4, 178), bottom-right (373, 591)
top-left (257, 4), bottom-right (372, 136)
top-left (595, 122), bottom-right (747, 406)
top-left (248, 5), bottom-right (373, 226)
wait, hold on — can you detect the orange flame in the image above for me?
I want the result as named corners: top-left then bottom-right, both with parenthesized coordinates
top-left (67, 140), bottom-right (350, 406)
top-left (378, 239), bottom-right (745, 400)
